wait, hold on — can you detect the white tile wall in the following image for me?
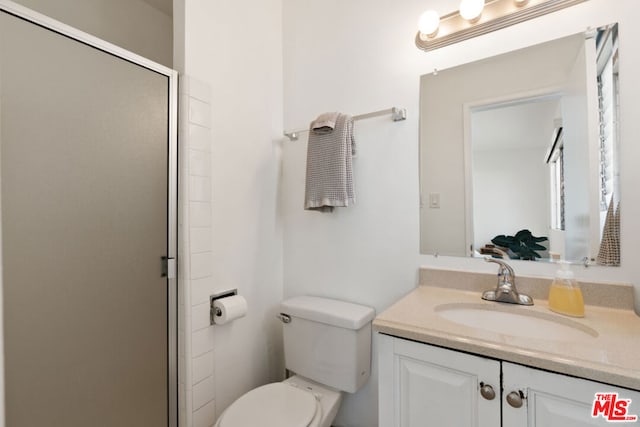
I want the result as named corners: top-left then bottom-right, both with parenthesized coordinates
top-left (189, 150), bottom-right (212, 177)
top-left (193, 376), bottom-right (216, 410)
top-left (190, 203), bottom-right (212, 228)
top-left (189, 99), bottom-right (213, 128)
top-left (189, 125), bottom-right (212, 152)
top-left (185, 78), bottom-right (212, 104)
top-left (191, 328), bottom-right (214, 357)
top-left (190, 228), bottom-right (213, 254)
top-left (189, 176), bottom-right (212, 202)
top-left (190, 252), bottom-right (213, 279)
top-left (179, 75), bottom-right (217, 427)
top-left (192, 351), bottom-right (214, 384)
top-left (191, 303), bottom-right (211, 332)
top-left (191, 277), bottom-right (215, 305)
top-left (193, 400), bottom-right (217, 427)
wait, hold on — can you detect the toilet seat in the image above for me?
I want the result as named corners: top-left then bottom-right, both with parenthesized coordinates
top-left (216, 382), bottom-right (320, 427)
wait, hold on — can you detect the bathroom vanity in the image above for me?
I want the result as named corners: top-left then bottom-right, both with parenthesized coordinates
top-left (374, 269), bottom-right (640, 426)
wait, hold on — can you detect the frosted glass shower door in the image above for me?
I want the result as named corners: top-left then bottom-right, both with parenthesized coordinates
top-left (0, 8), bottom-right (175, 427)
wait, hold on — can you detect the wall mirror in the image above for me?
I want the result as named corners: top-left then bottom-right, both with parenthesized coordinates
top-left (419, 24), bottom-right (620, 265)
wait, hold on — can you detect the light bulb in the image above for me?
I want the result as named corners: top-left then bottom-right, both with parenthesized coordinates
top-left (418, 10), bottom-right (440, 38)
top-left (514, 0), bottom-right (529, 5)
top-left (459, 0), bottom-right (484, 21)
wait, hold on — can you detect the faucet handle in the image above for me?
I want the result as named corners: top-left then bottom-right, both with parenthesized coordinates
top-left (484, 257), bottom-right (515, 279)
top-left (482, 257), bottom-right (533, 305)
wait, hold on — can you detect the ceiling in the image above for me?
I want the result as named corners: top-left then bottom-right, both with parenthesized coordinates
top-left (141, 0), bottom-right (172, 16)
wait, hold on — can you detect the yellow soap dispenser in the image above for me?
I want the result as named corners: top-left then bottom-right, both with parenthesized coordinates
top-left (548, 261), bottom-right (585, 317)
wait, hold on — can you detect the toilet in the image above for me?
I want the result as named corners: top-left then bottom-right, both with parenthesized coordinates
top-left (214, 295), bottom-right (375, 427)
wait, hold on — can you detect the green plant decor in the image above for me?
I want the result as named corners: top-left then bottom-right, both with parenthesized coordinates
top-left (491, 229), bottom-right (548, 260)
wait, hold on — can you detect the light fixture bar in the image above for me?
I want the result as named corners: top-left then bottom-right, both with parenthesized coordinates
top-left (416, 0), bottom-right (588, 52)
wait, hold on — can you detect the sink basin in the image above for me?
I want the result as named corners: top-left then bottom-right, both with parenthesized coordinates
top-left (435, 303), bottom-right (599, 340)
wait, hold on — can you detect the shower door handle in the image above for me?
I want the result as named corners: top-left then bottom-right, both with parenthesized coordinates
top-left (162, 256), bottom-right (176, 279)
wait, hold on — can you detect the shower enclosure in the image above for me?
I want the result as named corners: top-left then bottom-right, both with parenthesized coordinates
top-left (0, 2), bottom-right (178, 426)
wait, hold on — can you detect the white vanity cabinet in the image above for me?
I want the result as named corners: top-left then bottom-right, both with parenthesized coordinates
top-left (378, 334), bottom-right (501, 427)
top-left (502, 362), bottom-right (640, 427)
top-left (378, 334), bottom-right (640, 427)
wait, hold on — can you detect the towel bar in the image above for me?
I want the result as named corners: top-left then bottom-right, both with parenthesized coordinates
top-left (284, 107), bottom-right (406, 141)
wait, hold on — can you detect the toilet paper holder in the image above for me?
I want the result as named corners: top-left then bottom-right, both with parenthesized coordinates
top-left (210, 289), bottom-right (238, 325)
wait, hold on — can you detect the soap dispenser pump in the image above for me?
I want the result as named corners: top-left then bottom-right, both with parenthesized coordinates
top-left (548, 261), bottom-right (585, 317)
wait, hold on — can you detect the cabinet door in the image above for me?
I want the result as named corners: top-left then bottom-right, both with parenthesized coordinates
top-left (503, 362), bottom-right (640, 427)
top-left (379, 334), bottom-right (501, 427)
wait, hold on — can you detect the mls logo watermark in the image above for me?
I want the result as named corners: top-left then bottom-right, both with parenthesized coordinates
top-left (592, 393), bottom-right (638, 422)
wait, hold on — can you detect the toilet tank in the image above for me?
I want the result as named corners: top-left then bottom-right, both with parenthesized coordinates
top-left (280, 296), bottom-right (375, 393)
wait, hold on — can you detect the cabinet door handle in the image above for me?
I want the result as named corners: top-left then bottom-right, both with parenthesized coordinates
top-left (506, 390), bottom-right (525, 408)
top-left (479, 382), bottom-right (496, 400)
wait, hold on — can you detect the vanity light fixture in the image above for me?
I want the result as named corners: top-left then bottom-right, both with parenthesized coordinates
top-left (416, 0), bottom-right (588, 52)
top-left (418, 10), bottom-right (441, 38)
top-left (459, 0), bottom-right (485, 22)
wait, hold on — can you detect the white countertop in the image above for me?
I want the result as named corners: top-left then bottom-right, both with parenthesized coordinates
top-left (374, 283), bottom-right (640, 390)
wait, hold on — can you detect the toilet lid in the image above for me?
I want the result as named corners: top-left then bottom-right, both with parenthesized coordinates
top-left (219, 383), bottom-right (318, 427)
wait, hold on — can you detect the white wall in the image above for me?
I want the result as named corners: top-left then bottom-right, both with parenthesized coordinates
top-left (8, 0), bottom-right (172, 67)
top-left (174, 0), bottom-right (285, 425)
top-left (282, 1), bottom-right (640, 426)
top-left (176, 75), bottom-right (218, 426)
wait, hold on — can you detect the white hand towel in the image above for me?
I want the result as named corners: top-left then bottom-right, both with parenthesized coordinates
top-left (304, 113), bottom-right (355, 212)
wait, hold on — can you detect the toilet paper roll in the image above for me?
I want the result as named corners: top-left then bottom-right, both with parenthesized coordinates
top-left (213, 295), bottom-right (248, 325)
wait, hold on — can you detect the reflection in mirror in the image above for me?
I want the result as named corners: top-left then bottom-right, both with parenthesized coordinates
top-left (471, 96), bottom-right (560, 261)
top-left (419, 24), bottom-right (619, 265)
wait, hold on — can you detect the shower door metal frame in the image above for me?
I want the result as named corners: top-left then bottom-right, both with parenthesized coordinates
top-left (0, 1), bottom-right (179, 426)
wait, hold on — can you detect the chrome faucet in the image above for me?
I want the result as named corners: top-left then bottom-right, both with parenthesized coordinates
top-left (482, 258), bottom-right (533, 305)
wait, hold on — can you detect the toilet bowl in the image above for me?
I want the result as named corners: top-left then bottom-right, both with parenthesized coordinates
top-left (213, 376), bottom-right (341, 427)
top-left (213, 296), bottom-right (374, 427)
